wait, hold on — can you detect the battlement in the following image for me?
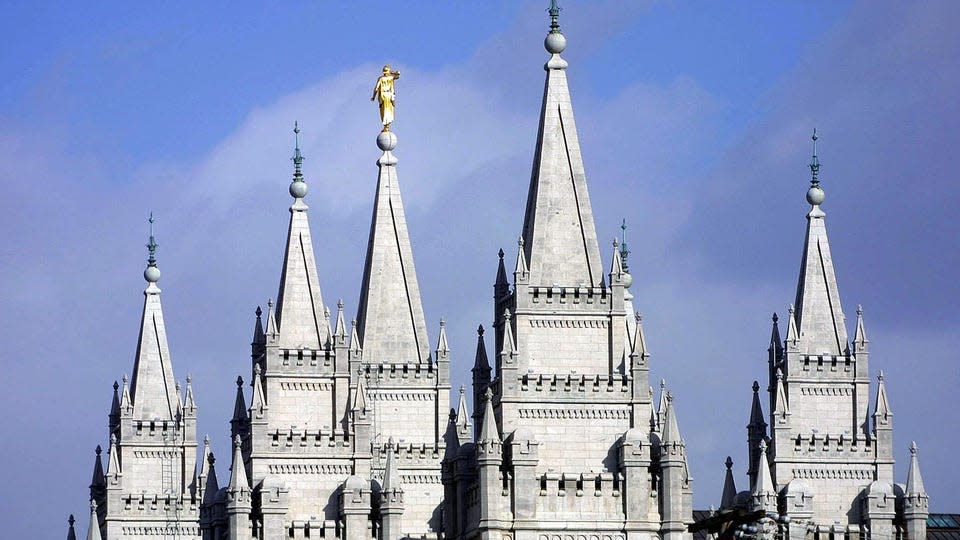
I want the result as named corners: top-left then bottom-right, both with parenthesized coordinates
top-left (122, 418), bottom-right (188, 441)
top-left (795, 353), bottom-right (856, 374)
top-left (525, 285), bottom-right (610, 306)
top-left (364, 362), bottom-right (437, 381)
top-left (267, 427), bottom-right (353, 453)
top-left (117, 493), bottom-right (199, 516)
top-left (280, 519), bottom-right (342, 539)
top-left (374, 441), bottom-right (443, 462)
top-left (519, 373), bottom-right (630, 395)
top-left (276, 347), bottom-right (336, 371)
top-left (536, 472), bottom-right (622, 499)
top-left (786, 432), bottom-right (875, 457)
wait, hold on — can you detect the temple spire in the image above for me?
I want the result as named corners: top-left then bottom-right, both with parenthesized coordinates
top-left (130, 214), bottom-right (179, 421)
top-left (275, 123), bottom-right (327, 350)
top-left (67, 514), bottom-right (77, 540)
top-left (85, 500), bottom-right (102, 540)
top-left (520, 3), bottom-right (603, 288)
top-left (793, 130), bottom-right (848, 355)
top-left (906, 441), bottom-right (926, 496)
top-left (356, 129), bottom-right (431, 364)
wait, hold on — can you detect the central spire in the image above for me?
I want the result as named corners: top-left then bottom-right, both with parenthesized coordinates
top-left (274, 122), bottom-right (327, 350)
top-left (356, 126), bottom-right (431, 363)
top-left (130, 214), bottom-right (179, 421)
top-left (520, 2), bottom-right (603, 287)
top-left (793, 130), bottom-right (847, 354)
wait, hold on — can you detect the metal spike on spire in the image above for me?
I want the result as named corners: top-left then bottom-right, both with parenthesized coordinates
top-left (548, 0), bottom-right (562, 33)
top-left (292, 121), bottom-right (304, 180)
top-left (809, 128), bottom-right (820, 187)
top-left (619, 218), bottom-right (630, 273)
top-left (146, 212), bottom-right (158, 266)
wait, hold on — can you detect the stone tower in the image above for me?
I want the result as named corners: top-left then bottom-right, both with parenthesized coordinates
top-left (718, 133), bottom-right (929, 539)
top-left (89, 223), bottom-right (201, 539)
top-left (442, 5), bottom-right (692, 540)
top-left (200, 123), bottom-right (448, 540)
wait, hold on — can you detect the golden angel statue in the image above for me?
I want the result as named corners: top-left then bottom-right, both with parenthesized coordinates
top-left (371, 64), bottom-right (401, 131)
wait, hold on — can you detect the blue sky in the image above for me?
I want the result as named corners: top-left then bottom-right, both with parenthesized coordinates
top-left (1, 1), bottom-right (958, 537)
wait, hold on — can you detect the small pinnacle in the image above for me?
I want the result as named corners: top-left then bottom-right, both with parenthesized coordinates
top-left (236, 376), bottom-right (243, 387)
top-left (612, 237), bottom-right (619, 248)
top-left (234, 434), bottom-right (242, 448)
top-left (255, 306), bottom-right (262, 318)
top-left (110, 433), bottom-right (117, 444)
top-left (788, 304), bottom-right (795, 314)
top-left (208, 451), bottom-right (216, 464)
top-left (484, 387), bottom-right (493, 399)
top-left (776, 368), bottom-right (783, 380)
top-left (517, 235), bottom-right (524, 247)
top-left (752, 380), bottom-right (760, 393)
top-left (635, 311), bottom-right (642, 322)
top-left (90, 499), bottom-right (97, 512)
top-left (725, 456), bottom-right (733, 469)
top-left (186, 374), bottom-right (192, 384)
top-left (95, 445), bottom-right (102, 456)
top-left (666, 390), bottom-right (673, 402)
top-left (440, 317), bottom-right (446, 327)
top-left (503, 308), bottom-right (512, 320)
top-left (113, 380), bottom-right (119, 391)
top-left (498, 248), bottom-right (505, 259)
top-left (857, 304), bottom-right (863, 316)
top-left (660, 378), bottom-right (666, 390)
top-left (338, 298), bottom-right (344, 309)
top-left (254, 363), bottom-right (262, 375)
top-left (459, 385), bottom-right (465, 395)
top-left (772, 312), bottom-right (778, 323)
top-left (477, 324), bottom-right (484, 336)
top-left (122, 374), bottom-right (128, 384)
top-left (878, 370), bottom-right (884, 382)
top-left (323, 306), bottom-right (330, 318)
top-left (204, 434), bottom-right (210, 445)
top-left (910, 441), bottom-right (918, 454)
top-left (68, 515), bottom-right (75, 526)
top-left (759, 439), bottom-right (768, 453)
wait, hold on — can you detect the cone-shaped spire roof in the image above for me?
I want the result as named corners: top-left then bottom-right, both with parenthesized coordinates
top-left (67, 514), bottom-right (77, 540)
top-left (183, 374), bottom-right (196, 412)
top-left (265, 299), bottom-right (278, 337)
top-left (793, 131), bottom-right (848, 355)
top-left (769, 313), bottom-right (783, 354)
top-left (478, 388), bottom-right (499, 442)
top-left (473, 325), bottom-right (490, 374)
top-left (773, 369), bottom-right (789, 418)
top-left (232, 376), bottom-right (248, 423)
top-left (130, 216), bottom-right (180, 421)
top-left (436, 319), bottom-right (450, 356)
top-left (751, 440), bottom-right (776, 503)
top-left (356, 130), bottom-right (431, 364)
top-left (720, 456), bottom-right (737, 510)
top-left (275, 124), bottom-right (327, 350)
top-left (200, 439), bottom-right (220, 505)
top-left (90, 445), bottom-right (105, 490)
top-left (873, 371), bottom-right (892, 422)
top-left (228, 435), bottom-right (248, 490)
top-left (519, 8), bottom-right (603, 288)
top-left (106, 434), bottom-right (121, 478)
top-left (656, 379), bottom-right (668, 432)
top-left (906, 441), bottom-right (926, 496)
top-left (661, 391), bottom-right (683, 445)
top-left (382, 437), bottom-right (401, 492)
top-left (749, 381), bottom-right (767, 429)
top-left (854, 305), bottom-right (869, 346)
top-left (85, 501), bottom-right (102, 540)
top-left (455, 386), bottom-right (471, 440)
top-left (252, 305), bottom-right (265, 347)
top-left (335, 299), bottom-right (347, 340)
top-left (352, 376), bottom-right (369, 415)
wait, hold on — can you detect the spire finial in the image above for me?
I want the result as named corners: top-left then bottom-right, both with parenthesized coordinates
top-left (725, 456), bottom-right (733, 470)
top-left (752, 380), bottom-right (760, 393)
top-left (806, 129), bottom-right (825, 206)
top-left (910, 440), bottom-right (918, 455)
top-left (619, 218), bottom-right (630, 273)
top-left (548, 0), bottom-right (562, 34)
top-left (289, 122), bottom-right (308, 199)
top-left (144, 213), bottom-right (161, 284)
top-left (544, 1), bottom-right (567, 55)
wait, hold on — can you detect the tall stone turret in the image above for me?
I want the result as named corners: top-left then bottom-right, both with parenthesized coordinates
top-left (443, 3), bottom-right (687, 539)
top-left (94, 218), bottom-right (200, 540)
top-left (715, 131), bottom-right (929, 537)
